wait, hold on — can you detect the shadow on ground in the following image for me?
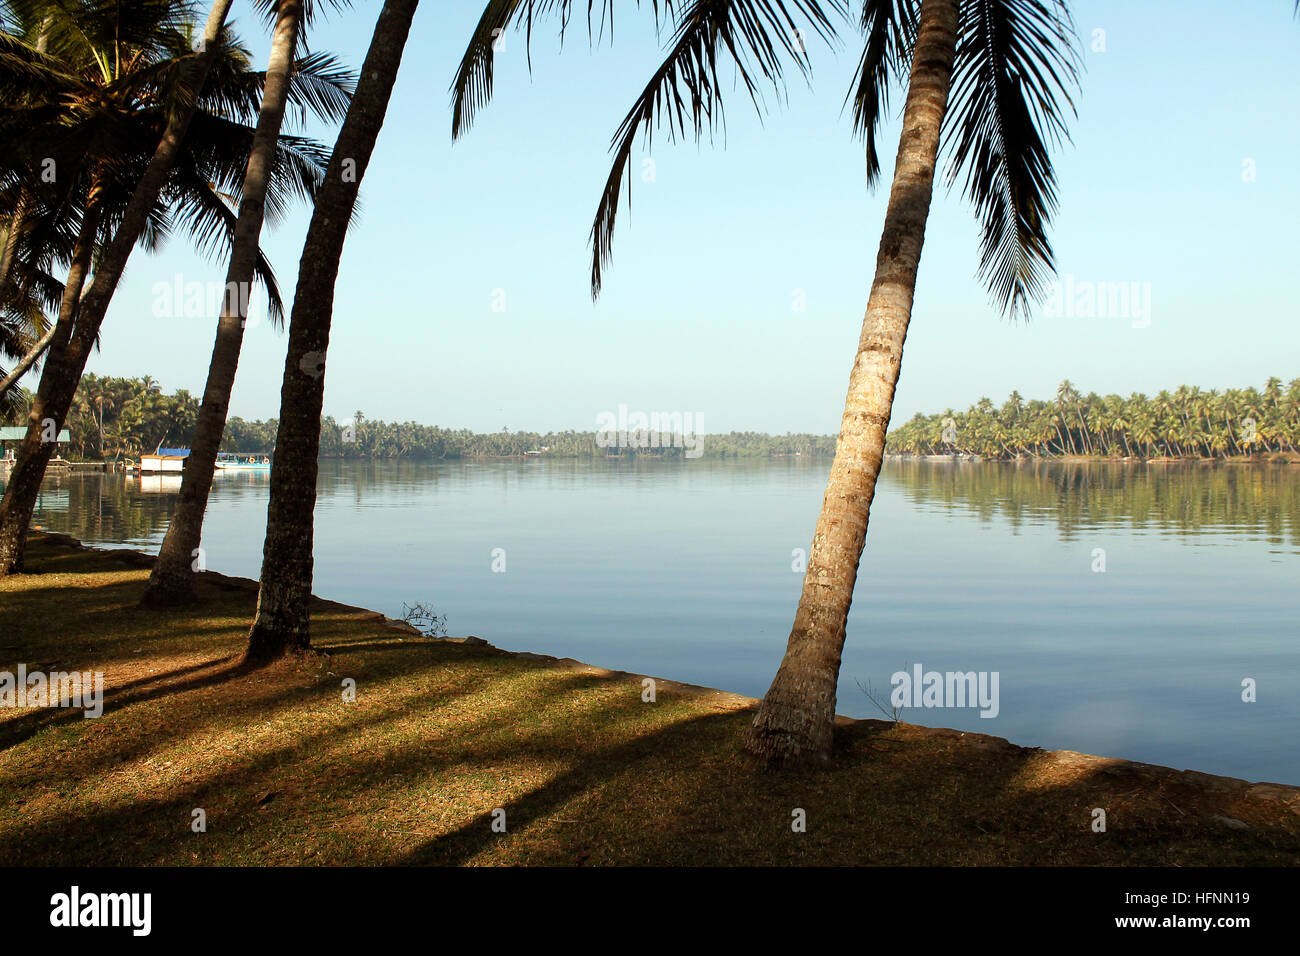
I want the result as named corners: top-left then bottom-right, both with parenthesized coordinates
top-left (2, 533), bottom-right (1297, 866)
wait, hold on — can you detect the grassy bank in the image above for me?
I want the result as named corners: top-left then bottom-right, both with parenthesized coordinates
top-left (2, 533), bottom-right (1298, 866)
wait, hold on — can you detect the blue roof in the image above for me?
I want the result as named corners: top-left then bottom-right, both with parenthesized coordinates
top-left (157, 448), bottom-right (190, 457)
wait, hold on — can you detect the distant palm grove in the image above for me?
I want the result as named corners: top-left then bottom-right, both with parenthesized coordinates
top-left (9, 374), bottom-right (1296, 464)
top-left (887, 378), bottom-right (1300, 460)
top-left (0, 376), bottom-right (837, 460)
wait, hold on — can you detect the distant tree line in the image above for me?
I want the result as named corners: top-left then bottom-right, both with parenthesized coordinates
top-left (10, 375), bottom-right (1298, 464)
top-left (1, 375), bottom-right (198, 460)
top-left (1, 376), bottom-right (836, 460)
top-left (886, 379), bottom-right (1300, 460)
top-left (236, 414), bottom-right (839, 460)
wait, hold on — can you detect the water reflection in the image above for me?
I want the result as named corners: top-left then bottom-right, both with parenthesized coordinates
top-left (888, 460), bottom-right (1300, 548)
top-left (24, 459), bottom-right (1300, 552)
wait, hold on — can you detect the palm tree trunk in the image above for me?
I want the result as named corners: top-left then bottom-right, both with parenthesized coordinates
top-left (244, 0), bottom-right (420, 664)
top-left (0, 177), bottom-right (105, 572)
top-left (1052, 422), bottom-right (1067, 456)
top-left (0, 0), bottom-right (233, 577)
top-left (743, 0), bottom-right (959, 765)
top-left (0, 326), bottom-right (56, 396)
top-left (0, 190), bottom-right (29, 301)
top-left (143, 0), bottom-right (304, 608)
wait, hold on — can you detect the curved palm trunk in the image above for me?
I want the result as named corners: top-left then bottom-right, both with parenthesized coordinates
top-left (1050, 421), bottom-right (1064, 455)
top-left (0, 192), bottom-right (29, 301)
top-left (0, 191), bottom-right (55, 398)
top-left (743, 0), bottom-right (959, 765)
top-left (0, 177), bottom-right (105, 570)
top-left (142, 0), bottom-right (304, 608)
top-left (1063, 420), bottom-right (1079, 455)
top-left (244, 0), bottom-right (420, 664)
top-left (0, 326), bottom-right (56, 397)
top-left (0, 22), bottom-right (49, 388)
top-left (0, 0), bottom-right (233, 576)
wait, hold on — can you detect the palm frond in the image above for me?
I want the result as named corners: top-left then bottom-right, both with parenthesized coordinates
top-left (845, 0), bottom-right (916, 187)
top-left (164, 171), bottom-right (286, 327)
top-left (2, 260), bottom-right (63, 319)
top-left (284, 50), bottom-right (356, 126)
top-left (451, 0), bottom-right (672, 139)
top-left (263, 133), bottom-right (332, 229)
top-left (588, 0), bottom-right (845, 297)
top-left (250, 0), bottom-right (355, 31)
top-left (450, 0), bottom-right (530, 140)
top-left (943, 0), bottom-right (1080, 318)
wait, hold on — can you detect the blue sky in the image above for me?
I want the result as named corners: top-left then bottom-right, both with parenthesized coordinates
top-left (82, 0), bottom-right (1300, 433)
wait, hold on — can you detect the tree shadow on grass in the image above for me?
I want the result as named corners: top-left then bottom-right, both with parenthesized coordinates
top-left (0, 665), bottom-right (611, 865)
top-left (0, 654), bottom-right (246, 754)
top-left (394, 707), bottom-right (742, 866)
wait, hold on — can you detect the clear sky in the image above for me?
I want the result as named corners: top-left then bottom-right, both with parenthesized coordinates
top-left (81, 0), bottom-right (1300, 434)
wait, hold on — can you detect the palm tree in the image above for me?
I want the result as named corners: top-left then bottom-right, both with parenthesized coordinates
top-left (142, 0), bottom-right (354, 608)
top-left (741, 0), bottom-right (1078, 762)
top-left (0, 0), bottom-right (238, 574)
top-left (244, 0), bottom-right (421, 664)
top-left (0, 0), bottom-right (340, 575)
top-left (456, 0), bottom-right (1078, 762)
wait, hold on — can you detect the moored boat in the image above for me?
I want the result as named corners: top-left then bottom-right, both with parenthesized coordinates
top-left (214, 452), bottom-right (272, 472)
top-left (141, 447), bottom-right (189, 474)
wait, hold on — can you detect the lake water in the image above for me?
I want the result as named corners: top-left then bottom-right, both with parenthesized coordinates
top-left (15, 458), bottom-right (1300, 785)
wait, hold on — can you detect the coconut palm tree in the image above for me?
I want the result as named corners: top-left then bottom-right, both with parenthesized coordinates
top-left (244, 0), bottom-right (421, 663)
top-left (0, 0), bottom-right (348, 396)
top-left (455, 0), bottom-right (1079, 762)
top-left (0, 0), bottom-right (341, 574)
top-left (142, 0), bottom-right (354, 608)
top-left (0, 0), bottom-right (234, 574)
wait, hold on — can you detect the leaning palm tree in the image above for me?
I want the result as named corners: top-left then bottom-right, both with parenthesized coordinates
top-left (142, 0), bottom-right (354, 608)
top-left (244, 0), bottom-right (421, 663)
top-left (0, 0), bottom-right (237, 575)
top-left (747, 0), bottom-right (1079, 762)
top-left (457, 0), bottom-right (1079, 763)
top-left (0, 0), bottom-right (347, 384)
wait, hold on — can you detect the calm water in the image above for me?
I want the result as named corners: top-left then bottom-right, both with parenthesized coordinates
top-left (16, 458), bottom-right (1300, 785)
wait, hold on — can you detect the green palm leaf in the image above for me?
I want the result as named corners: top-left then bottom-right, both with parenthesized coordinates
top-left (845, 0), bottom-right (915, 187)
top-left (586, 0), bottom-right (844, 296)
top-left (942, 0), bottom-right (1080, 318)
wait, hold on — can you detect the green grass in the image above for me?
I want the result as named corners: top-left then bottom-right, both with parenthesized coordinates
top-left (1, 532), bottom-right (1297, 866)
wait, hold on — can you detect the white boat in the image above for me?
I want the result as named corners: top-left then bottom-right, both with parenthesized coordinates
top-left (215, 453), bottom-right (272, 472)
top-left (141, 449), bottom-right (188, 474)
